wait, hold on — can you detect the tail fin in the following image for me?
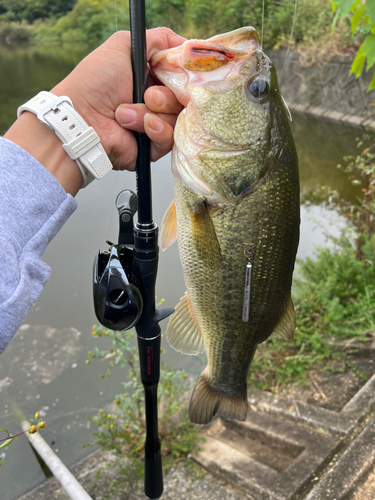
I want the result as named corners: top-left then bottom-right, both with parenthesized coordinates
top-left (189, 368), bottom-right (248, 425)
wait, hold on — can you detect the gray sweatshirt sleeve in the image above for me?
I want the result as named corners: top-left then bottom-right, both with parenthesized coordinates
top-left (0, 137), bottom-right (77, 354)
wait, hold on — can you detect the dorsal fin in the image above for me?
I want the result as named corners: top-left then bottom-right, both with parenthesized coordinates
top-left (272, 295), bottom-right (296, 340)
top-left (160, 199), bottom-right (177, 251)
top-left (167, 292), bottom-right (205, 355)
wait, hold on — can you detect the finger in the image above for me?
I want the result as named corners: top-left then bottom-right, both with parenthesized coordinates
top-left (144, 86), bottom-right (183, 116)
top-left (108, 125), bottom-right (138, 171)
top-left (144, 113), bottom-right (175, 162)
top-left (146, 27), bottom-right (186, 59)
top-left (116, 103), bottom-right (177, 133)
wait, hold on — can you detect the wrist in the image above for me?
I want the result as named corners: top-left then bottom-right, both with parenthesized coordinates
top-left (51, 83), bottom-right (91, 128)
top-left (4, 112), bottom-right (83, 196)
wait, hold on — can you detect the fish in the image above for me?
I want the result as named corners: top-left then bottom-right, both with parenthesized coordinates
top-left (150, 27), bottom-right (300, 425)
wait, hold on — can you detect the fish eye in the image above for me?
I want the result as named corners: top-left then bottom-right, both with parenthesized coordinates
top-left (246, 76), bottom-right (269, 102)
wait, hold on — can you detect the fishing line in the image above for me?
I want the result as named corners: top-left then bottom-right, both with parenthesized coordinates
top-left (280, 0), bottom-right (298, 86)
top-left (261, 0), bottom-right (265, 48)
top-left (106, 0), bottom-right (122, 242)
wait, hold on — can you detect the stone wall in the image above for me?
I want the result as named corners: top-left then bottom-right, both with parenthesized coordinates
top-left (268, 48), bottom-right (375, 128)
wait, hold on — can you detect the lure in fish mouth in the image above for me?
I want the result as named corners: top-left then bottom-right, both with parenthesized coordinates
top-left (151, 27), bottom-right (300, 425)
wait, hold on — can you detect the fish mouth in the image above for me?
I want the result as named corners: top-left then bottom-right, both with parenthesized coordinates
top-left (150, 27), bottom-right (261, 106)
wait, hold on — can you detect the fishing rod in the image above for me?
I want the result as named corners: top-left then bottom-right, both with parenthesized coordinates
top-left (93, 1), bottom-right (173, 497)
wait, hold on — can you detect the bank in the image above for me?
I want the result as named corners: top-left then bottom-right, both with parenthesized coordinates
top-left (269, 48), bottom-right (375, 129)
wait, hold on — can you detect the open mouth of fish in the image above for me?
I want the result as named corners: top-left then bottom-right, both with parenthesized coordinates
top-left (150, 27), bottom-right (262, 107)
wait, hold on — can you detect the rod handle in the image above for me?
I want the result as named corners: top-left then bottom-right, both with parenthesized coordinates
top-left (145, 450), bottom-right (163, 499)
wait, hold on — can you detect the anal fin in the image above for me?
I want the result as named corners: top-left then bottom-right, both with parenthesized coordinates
top-left (160, 199), bottom-right (177, 251)
top-left (272, 295), bottom-right (296, 340)
top-left (167, 292), bottom-right (205, 355)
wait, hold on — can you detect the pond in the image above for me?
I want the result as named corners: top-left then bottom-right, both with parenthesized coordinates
top-left (0, 42), bottom-right (363, 499)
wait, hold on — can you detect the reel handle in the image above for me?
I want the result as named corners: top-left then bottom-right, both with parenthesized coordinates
top-left (116, 190), bottom-right (138, 245)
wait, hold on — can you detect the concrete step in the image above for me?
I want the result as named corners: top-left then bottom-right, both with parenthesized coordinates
top-left (193, 411), bottom-right (339, 500)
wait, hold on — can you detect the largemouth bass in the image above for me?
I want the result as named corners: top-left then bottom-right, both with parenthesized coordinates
top-left (151, 27), bottom-right (300, 425)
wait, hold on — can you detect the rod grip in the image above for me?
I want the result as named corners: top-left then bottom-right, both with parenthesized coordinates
top-left (145, 450), bottom-right (163, 499)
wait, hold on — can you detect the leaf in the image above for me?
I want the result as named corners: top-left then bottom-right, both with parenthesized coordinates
top-left (350, 0), bottom-right (362, 12)
top-left (363, 35), bottom-right (375, 71)
top-left (0, 429), bottom-right (9, 436)
top-left (351, 4), bottom-right (366, 34)
top-left (331, 8), bottom-right (340, 33)
top-left (336, 0), bottom-right (357, 18)
top-left (350, 44), bottom-right (366, 77)
top-left (367, 0), bottom-right (375, 24)
top-left (0, 439), bottom-right (12, 449)
top-left (367, 70), bottom-right (375, 91)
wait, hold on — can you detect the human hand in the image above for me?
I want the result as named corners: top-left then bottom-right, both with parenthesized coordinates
top-left (52, 28), bottom-right (185, 171)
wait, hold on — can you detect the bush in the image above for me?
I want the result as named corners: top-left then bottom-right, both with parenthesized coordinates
top-left (34, 0), bottom-right (128, 44)
top-left (0, 20), bottom-right (32, 42)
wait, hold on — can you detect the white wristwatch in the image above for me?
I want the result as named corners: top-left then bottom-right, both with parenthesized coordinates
top-left (17, 91), bottom-right (113, 188)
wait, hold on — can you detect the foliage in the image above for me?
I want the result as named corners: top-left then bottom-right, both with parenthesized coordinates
top-left (0, 412), bottom-right (46, 467)
top-left (35, 0), bottom-right (129, 44)
top-left (146, 0), bottom-right (186, 34)
top-left (330, 0), bottom-right (375, 90)
top-left (0, 0), bottom-right (75, 23)
top-left (0, 20), bottom-right (32, 42)
top-left (183, 0), bottom-right (333, 48)
top-left (85, 324), bottom-right (203, 491)
top-left (249, 131), bottom-right (375, 392)
top-left (0, 0), bottom-right (342, 53)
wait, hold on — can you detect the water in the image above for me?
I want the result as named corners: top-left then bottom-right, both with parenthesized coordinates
top-left (0, 43), bottom-right (362, 498)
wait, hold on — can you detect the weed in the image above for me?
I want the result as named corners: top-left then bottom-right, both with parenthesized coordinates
top-left (0, 412), bottom-right (46, 467)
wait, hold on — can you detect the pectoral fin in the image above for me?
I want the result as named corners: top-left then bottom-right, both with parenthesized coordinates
top-left (160, 199), bottom-right (177, 251)
top-left (272, 295), bottom-right (296, 340)
top-left (190, 203), bottom-right (222, 269)
top-left (167, 292), bottom-right (205, 355)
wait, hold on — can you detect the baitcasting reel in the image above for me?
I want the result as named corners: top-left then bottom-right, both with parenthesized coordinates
top-left (93, 190), bottom-right (143, 331)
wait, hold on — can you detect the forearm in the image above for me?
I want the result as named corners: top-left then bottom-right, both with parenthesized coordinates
top-left (0, 137), bottom-right (77, 353)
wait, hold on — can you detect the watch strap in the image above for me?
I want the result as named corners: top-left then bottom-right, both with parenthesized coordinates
top-left (17, 91), bottom-right (113, 188)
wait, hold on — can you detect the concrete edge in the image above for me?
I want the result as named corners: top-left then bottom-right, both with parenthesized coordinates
top-left (286, 101), bottom-right (375, 130)
top-left (17, 450), bottom-right (101, 500)
top-left (304, 417), bottom-right (375, 499)
top-left (249, 372), bottom-right (375, 436)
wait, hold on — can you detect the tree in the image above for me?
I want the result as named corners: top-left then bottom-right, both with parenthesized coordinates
top-left (0, 0), bottom-right (76, 23)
